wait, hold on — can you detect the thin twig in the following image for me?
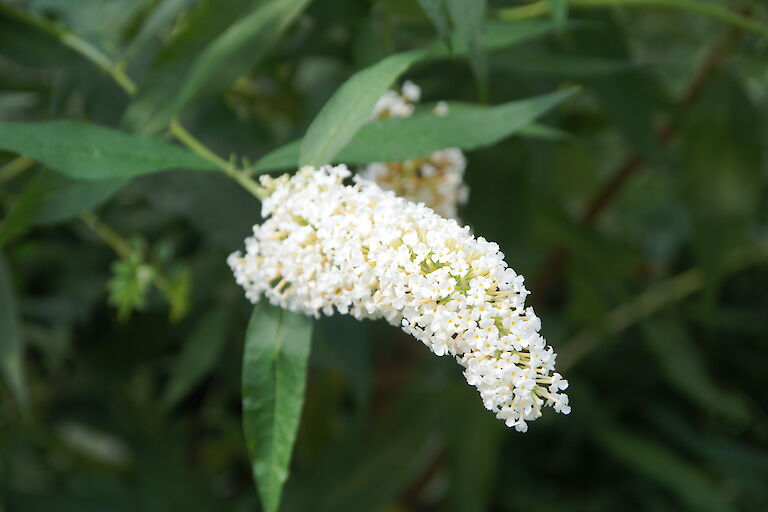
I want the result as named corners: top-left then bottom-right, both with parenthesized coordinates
top-left (559, 236), bottom-right (768, 370)
top-left (498, 0), bottom-right (768, 40)
top-left (0, 156), bottom-right (35, 185)
top-left (79, 212), bottom-right (176, 305)
top-left (1, 5), bottom-right (262, 198)
top-left (79, 212), bottom-right (133, 259)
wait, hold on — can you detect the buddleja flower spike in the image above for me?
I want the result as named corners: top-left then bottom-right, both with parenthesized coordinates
top-left (229, 165), bottom-right (569, 432)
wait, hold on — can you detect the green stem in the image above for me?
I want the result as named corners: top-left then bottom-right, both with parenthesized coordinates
top-left (169, 120), bottom-right (263, 197)
top-left (80, 212), bottom-right (133, 260)
top-left (499, 0), bottom-right (768, 40)
top-left (559, 236), bottom-right (768, 370)
top-left (59, 32), bottom-right (138, 95)
top-left (0, 5), bottom-right (138, 95)
top-left (498, 2), bottom-right (550, 21)
top-left (2, 5), bottom-right (262, 198)
top-left (0, 156), bottom-right (35, 185)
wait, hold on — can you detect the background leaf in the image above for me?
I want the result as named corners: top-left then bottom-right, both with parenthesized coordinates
top-left (593, 423), bottom-right (736, 512)
top-left (417, 0), bottom-right (452, 49)
top-left (243, 303), bottom-right (313, 512)
top-left (497, 50), bottom-right (638, 77)
top-left (139, 170), bottom-right (261, 248)
top-left (571, 14), bottom-right (665, 160)
top-left (0, 253), bottom-right (27, 408)
top-left (31, 175), bottom-right (126, 226)
top-left (642, 317), bottom-right (750, 423)
top-left (445, 0), bottom-right (488, 97)
top-left (546, 0), bottom-right (568, 29)
top-left (125, 0), bottom-right (198, 59)
top-left (0, 121), bottom-right (216, 180)
top-left (124, 0), bottom-right (310, 134)
top-left (0, 6), bottom-right (87, 68)
top-left (162, 307), bottom-right (231, 410)
top-left (0, 171), bottom-right (126, 247)
top-left (681, 73), bottom-right (763, 312)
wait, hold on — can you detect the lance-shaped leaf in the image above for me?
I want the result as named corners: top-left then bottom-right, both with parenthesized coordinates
top-left (546, 0), bottom-right (568, 29)
top-left (162, 308), bottom-right (231, 410)
top-left (125, 0), bottom-right (198, 59)
top-left (417, 0), bottom-right (452, 48)
top-left (0, 120), bottom-right (216, 180)
top-left (298, 49), bottom-right (430, 168)
top-left (0, 171), bottom-right (127, 248)
top-left (642, 317), bottom-right (749, 423)
top-left (298, 19), bottom-right (557, 167)
top-left (337, 89), bottom-right (576, 163)
top-left (257, 88), bottom-right (575, 172)
top-left (242, 303), bottom-right (313, 512)
top-left (125, 0), bottom-right (311, 134)
top-left (445, 0), bottom-right (488, 96)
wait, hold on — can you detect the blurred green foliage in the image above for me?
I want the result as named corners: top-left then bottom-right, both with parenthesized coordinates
top-left (1, 0), bottom-right (768, 511)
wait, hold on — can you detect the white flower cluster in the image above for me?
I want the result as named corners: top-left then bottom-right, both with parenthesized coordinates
top-left (362, 81), bottom-right (468, 220)
top-left (370, 80), bottom-right (422, 119)
top-left (228, 166), bottom-right (570, 431)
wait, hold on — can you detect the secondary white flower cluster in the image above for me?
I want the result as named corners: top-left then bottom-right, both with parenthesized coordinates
top-left (361, 81), bottom-right (468, 220)
top-left (228, 166), bottom-right (569, 431)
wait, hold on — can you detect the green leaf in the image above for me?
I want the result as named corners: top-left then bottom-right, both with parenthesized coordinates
top-left (681, 73), bottom-right (763, 309)
top-left (0, 171), bottom-right (126, 248)
top-left (283, 374), bottom-right (446, 512)
top-left (497, 50), bottom-right (638, 77)
top-left (444, 387), bottom-right (502, 512)
top-left (0, 253), bottom-right (27, 409)
top-left (642, 317), bottom-right (750, 423)
top-left (445, 0), bottom-right (488, 97)
top-left (0, 6), bottom-right (86, 68)
top-left (517, 121), bottom-right (570, 140)
top-left (337, 89), bottom-right (576, 163)
top-left (0, 171), bottom-right (44, 248)
top-left (36, 185), bottom-right (125, 227)
top-left (253, 140), bottom-right (302, 172)
top-left (107, 254), bottom-right (154, 321)
top-left (125, 0), bottom-right (198, 59)
top-left (298, 49), bottom-right (430, 167)
top-left (0, 120), bottom-right (216, 180)
top-left (140, 170), bottom-right (262, 248)
top-left (243, 303), bottom-right (313, 512)
top-left (259, 89), bottom-right (575, 171)
top-left (125, 0), bottom-right (310, 134)
top-left (594, 424), bottom-right (736, 512)
top-left (164, 268), bottom-right (192, 322)
top-left (31, 172), bottom-right (127, 225)
top-left (546, 0), bottom-right (568, 29)
top-left (417, 0), bottom-right (452, 49)
top-left (480, 19), bottom-right (556, 50)
top-left (162, 308), bottom-right (230, 410)
top-left (651, 407), bottom-right (768, 498)
top-left (298, 19), bottom-right (557, 167)
top-left (572, 13), bottom-right (664, 160)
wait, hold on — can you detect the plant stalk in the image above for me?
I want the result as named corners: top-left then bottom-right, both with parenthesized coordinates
top-left (499, 0), bottom-right (768, 40)
top-left (1, 5), bottom-right (262, 198)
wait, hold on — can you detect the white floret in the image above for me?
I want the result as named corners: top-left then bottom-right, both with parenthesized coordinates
top-left (360, 82), bottom-right (468, 219)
